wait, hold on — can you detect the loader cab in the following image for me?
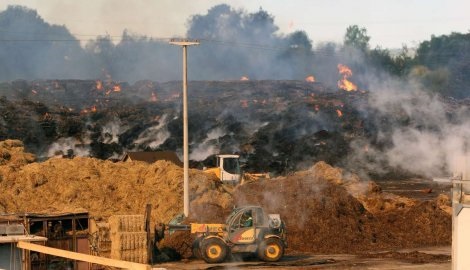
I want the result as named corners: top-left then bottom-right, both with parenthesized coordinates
top-left (215, 154), bottom-right (241, 184)
top-left (226, 206), bottom-right (264, 245)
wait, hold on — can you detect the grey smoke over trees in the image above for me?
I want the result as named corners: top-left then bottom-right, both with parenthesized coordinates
top-left (0, 4), bottom-right (469, 98)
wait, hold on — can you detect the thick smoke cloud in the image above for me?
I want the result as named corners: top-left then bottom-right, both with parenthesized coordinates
top-left (343, 77), bottom-right (470, 178)
top-left (0, 5), bottom-right (328, 83)
top-left (0, 6), bottom-right (94, 80)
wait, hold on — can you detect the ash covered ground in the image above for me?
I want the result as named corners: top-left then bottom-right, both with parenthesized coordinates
top-left (1, 79), bottom-right (468, 178)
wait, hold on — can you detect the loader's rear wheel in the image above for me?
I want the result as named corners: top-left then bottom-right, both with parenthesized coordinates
top-left (257, 238), bottom-right (284, 262)
top-left (200, 237), bottom-right (228, 263)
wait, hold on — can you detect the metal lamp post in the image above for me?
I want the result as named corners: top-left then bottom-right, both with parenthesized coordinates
top-left (169, 38), bottom-right (199, 218)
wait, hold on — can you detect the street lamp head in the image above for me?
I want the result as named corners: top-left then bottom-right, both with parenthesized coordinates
top-left (169, 38), bottom-right (200, 46)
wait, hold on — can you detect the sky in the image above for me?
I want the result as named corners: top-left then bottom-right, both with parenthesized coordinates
top-left (0, 0), bottom-right (469, 49)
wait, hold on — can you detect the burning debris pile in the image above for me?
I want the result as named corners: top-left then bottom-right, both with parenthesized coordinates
top-left (1, 71), bottom-right (469, 179)
top-left (0, 77), bottom-right (430, 177)
top-left (0, 140), bottom-right (451, 258)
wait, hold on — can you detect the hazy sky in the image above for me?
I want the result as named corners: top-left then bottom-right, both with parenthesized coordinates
top-left (1, 0), bottom-right (469, 49)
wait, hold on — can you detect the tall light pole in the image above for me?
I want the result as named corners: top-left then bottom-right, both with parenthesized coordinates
top-left (169, 38), bottom-right (199, 218)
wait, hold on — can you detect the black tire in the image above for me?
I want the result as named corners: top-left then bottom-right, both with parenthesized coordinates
top-left (257, 238), bottom-right (284, 262)
top-left (200, 237), bottom-right (228, 263)
top-left (192, 238), bottom-right (202, 259)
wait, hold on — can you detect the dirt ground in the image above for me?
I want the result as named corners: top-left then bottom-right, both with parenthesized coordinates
top-left (154, 246), bottom-right (451, 270)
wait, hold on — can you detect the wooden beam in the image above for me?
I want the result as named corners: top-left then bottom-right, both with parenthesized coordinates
top-left (145, 203), bottom-right (152, 265)
top-left (17, 241), bottom-right (155, 270)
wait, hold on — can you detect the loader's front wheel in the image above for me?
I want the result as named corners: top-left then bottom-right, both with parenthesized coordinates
top-left (200, 237), bottom-right (228, 263)
top-left (257, 238), bottom-right (284, 262)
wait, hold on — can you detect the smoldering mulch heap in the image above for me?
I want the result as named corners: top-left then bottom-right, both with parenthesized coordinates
top-left (0, 139), bottom-right (451, 259)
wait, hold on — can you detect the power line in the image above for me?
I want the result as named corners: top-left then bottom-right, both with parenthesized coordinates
top-left (0, 28), bottom-right (468, 61)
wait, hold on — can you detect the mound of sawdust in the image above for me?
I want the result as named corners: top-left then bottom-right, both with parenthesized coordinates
top-left (313, 161), bottom-right (417, 214)
top-left (0, 147), bottom-right (232, 226)
top-left (233, 161), bottom-right (451, 253)
top-left (0, 140), bottom-right (35, 177)
top-left (0, 143), bottom-right (451, 257)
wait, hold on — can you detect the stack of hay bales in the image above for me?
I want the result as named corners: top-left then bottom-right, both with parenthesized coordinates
top-left (109, 215), bottom-right (147, 263)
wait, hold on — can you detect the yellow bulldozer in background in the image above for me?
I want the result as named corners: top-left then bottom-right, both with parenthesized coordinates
top-left (203, 154), bottom-right (270, 185)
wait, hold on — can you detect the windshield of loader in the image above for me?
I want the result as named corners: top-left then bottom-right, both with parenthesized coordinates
top-left (223, 157), bottom-right (240, 174)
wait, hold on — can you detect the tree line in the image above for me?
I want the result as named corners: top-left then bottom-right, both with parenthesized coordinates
top-left (0, 5), bottom-right (469, 98)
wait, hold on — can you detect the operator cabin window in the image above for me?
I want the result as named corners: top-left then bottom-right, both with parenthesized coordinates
top-left (240, 210), bottom-right (253, 227)
top-left (223, 158), bottom-right (240, 174)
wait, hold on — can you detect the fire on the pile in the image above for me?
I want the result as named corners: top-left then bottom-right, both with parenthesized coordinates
top-left (240, 76), bottom-right (249, 81)
top-left (80, 105), bottom-right (98, 114)
top-left (305, 75), bottom-right (315, 82)
top-left (96, 80), bottom-right (103, 90)
top-left (151, 92), bottom-right (158, 102)
top-left (240, 99), bottom-right (249, 108)
top-left (113, 84), bottom-right (121, 92)
top-left (336, 109), bottom-right (343, 117)
top-left (337, 64), bottom-right (358, 91)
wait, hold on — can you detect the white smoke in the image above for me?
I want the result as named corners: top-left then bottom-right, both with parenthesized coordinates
top-left (45, 137), bottom-right (91, 157)
top-left (101, 119), bottom-right (123, 144)
top-left (245, 121), bottom-right (269, 136)
top-left (133, 114), bottom-right (170, 148)
top-left (189, 127), bottom-right (226, 161)
top-left (351, 78), bottom-right (470, 177)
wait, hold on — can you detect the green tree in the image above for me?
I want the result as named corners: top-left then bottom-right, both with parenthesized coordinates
top-left (413, 32), bottom-right (470, 97)
top-left (344, 25), bottom-right (370, 51)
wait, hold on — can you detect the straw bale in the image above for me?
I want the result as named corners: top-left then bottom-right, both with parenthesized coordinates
top-left (109, 215), bottom-right (145, 233)
top-left (110, 232), bottom-right (147, 250)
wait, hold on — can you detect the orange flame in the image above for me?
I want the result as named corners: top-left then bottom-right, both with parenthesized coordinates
top-left (113, 84), bottom-right (121, 92)
top-left (81, 105), bottom-right (97, 114)
top-left (336, 109), bottom-right (343, 117)
top-left (337, 64), bottom-right (358, 91)
top-left (42, 112), bottom-right (52, 121)
top-left (96, 80), bottom-right (103, 90)
top-left (305, 75), bottom-right (315, 82)
top-left (314, 104), bottom-right (320, 111)
top-left (240, 99), bottom-right (249, 108)
top-left (151, 92), bottom-right (158, 102)
top-left (240, 76), bottom-right (249, 81)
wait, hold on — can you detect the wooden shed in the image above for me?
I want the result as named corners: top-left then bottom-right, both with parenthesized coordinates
top-left (0, 211), bottom-right (90, 270)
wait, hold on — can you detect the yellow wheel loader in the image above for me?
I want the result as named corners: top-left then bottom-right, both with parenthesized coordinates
top-left (158, 206), bottom-right (287, 263)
